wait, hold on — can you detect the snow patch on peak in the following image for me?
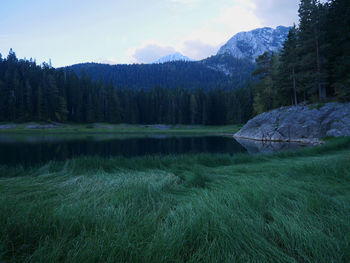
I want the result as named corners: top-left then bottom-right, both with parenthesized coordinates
top-left (154, 52), bottom-right (193, 63)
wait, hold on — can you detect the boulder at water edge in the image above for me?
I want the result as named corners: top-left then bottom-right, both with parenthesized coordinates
top-left (234, 102), bottom-right (350, 143)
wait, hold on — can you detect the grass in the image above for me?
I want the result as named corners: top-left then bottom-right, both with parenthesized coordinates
top-left (0, 138), bottom-right (350, 262)
top-left (0, 123), bottom-right (242, 135)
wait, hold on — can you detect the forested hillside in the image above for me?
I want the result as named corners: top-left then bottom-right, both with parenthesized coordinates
top-left (0, 0), bottom-right (348, 125)
top-left (67, 54), bottom-right (255, 91)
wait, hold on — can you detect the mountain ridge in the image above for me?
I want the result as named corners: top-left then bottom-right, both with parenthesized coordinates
top-left (63, 25), bottom-right (291, 90)
top-left (217, 25), bottom-right (291, 61)
top-left (66, 55), bottom-right (255, 91)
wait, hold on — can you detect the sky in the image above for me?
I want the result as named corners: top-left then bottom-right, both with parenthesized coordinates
top-left (0, 0), bottom-right (303, 67)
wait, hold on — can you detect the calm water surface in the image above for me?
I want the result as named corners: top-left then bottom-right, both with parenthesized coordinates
top-left (0, 134), bottom-right (247, 166)
top-left (0, 134), bottom-right (309, 166)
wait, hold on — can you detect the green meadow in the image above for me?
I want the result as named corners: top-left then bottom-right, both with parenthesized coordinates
top-left (1, 138), bottom-right (350, 262)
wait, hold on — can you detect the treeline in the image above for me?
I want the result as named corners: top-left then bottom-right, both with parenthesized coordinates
top-left (0, 51), bottom-right (253, 124)
top-left (252, 0), bottom-right (350, 113)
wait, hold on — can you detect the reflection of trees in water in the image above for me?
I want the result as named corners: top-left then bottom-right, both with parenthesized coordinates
top-left (0, 136), bottom-right (246, 166)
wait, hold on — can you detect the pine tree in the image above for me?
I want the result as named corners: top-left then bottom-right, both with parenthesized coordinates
top-left (252, 52), bottom-right (279, 114)
top-left (190, 94), bottom-right (198, 124)
top-left (0, 78), bottom-right (5, 121)
top-left (325, 0), bottom-right (350, 100)
top-left (57, 96), bottom-right (69, 122)
top-left (279, 26), bottom-right (299, 105)
top-left (298, 0), bottom-right (327, 101)
top-left (36, 84), bottom-right (43, 121)
top-left (24, 79), bottom-right (33, 120)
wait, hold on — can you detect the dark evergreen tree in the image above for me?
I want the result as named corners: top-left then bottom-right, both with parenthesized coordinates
top-left (252, 52), bottom-right (279, 114)
top-left (325, 0), bottom-right (350, 100)
top-left (279, 26), bottom-right (299, 105)
top-left (297, 0), bottom-right (327, 100)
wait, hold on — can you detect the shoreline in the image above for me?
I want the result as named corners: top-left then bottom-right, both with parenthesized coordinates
top-left (233, 134), bottom-right (324, 145)
top-left (0, 123), bottom-right (242, 135)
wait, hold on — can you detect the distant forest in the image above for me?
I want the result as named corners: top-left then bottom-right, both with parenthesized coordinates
top-left (0, 53), bottom-right (254, 125)
top-left (0, 0), bottom-right (348, 125)
top-left (68, 55), bottom-right (255, 91)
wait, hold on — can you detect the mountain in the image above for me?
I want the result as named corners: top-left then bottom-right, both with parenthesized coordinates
top-left (65, 26), bottom-right (294, 90)
top-left (65, 55), bottom-right (255, 91)
top-left (67, 61), bottom-right (231, 90)
top-left (217, 26), bottom-right (291, 61)
top-left (154, 52), bottom-right (193, 63)
top-left (201, 54), bottom-right (255, 77)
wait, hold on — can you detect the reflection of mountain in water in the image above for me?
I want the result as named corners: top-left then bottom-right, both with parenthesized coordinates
top-left (235, 138), bottom-right (308, 154)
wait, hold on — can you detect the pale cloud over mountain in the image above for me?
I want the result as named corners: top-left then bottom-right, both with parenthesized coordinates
top-left (128, 0), bottom-right (301, 63)
top-left (128, 43), bottom-right (177, 64)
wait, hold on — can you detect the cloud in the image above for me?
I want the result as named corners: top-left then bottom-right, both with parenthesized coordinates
top-left (169, 0), bottom-right (199, 4)
top-left (127, 0), bottom-right (301, 63)
top-left (128, 1), bottom-right (263, 62)
top-left (172, 0), bottom-right (262, 59)
top-left (212, 3), bottom-right (262, 37)
top-left (251, 0), bottom-right (299, 27)
top-left (181, 40), bottom-right (219, 60)
top-left (95, 58), bottom-right (118, 65)
top-left (185, 2), bottom-right (261, 45)
top-left (128, 43), bottom-right (176, 63)
top-left (250, 0), bottom-right (328, 27)
top-left (127, 40), bottom-right (218, 64)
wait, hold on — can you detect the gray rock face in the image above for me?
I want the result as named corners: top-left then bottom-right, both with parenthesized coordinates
top-left (217, 26), bottom-right (290, 62)
top-left (235, 138), bottom-right (308, 154)
top-left (234, 103), bottom-right (350, 143)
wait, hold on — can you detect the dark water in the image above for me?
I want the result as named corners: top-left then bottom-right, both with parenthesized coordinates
top-left (0, 134), bottom-right (247, 166)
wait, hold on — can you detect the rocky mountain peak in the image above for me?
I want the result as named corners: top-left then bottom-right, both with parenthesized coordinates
top-left (217, 26), bottom-right (291, 62)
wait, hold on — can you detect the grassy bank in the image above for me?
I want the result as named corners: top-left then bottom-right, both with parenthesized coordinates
top-left (0, 123), bottom-right (241, 135)
top-left (1, 138), bottom-right (350, 262)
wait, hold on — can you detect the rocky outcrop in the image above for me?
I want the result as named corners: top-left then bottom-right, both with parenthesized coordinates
top-left (234, 103), bottom-right (350, 143)
top-left (235, 138), bottom-right (308, 154)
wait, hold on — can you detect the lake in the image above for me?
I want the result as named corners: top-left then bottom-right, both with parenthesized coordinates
top-left (0, 134), bottom-right (244, 166)
top-left (0, 134), bottom-right (308, 166)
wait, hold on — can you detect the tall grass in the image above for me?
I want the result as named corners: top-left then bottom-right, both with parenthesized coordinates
top-left (1, 138), bottom-right (350, 262)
